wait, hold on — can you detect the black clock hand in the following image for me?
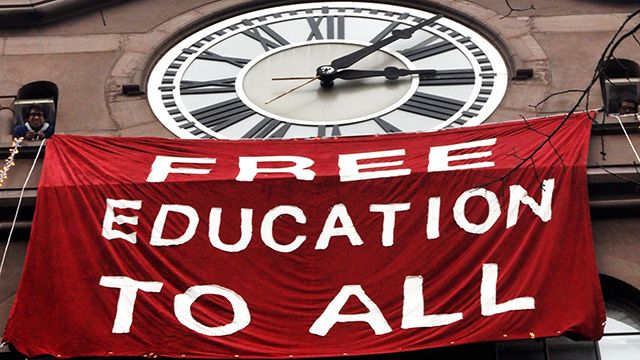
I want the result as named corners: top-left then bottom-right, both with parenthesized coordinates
top-left (271, 67), bottom-right (437, 91)
top-left (329, 67), bottom-right (437, 80)
top-left (327, 14), bottom-right (442, 71)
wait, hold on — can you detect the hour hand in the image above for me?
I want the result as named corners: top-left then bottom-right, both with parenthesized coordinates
top-left (315, 66), bottom-right (436, 87)
top-left (332, 67), bottom-right (437, 80)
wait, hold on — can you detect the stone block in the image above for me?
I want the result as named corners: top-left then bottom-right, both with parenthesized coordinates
top-left (111, 52), bottom-right (146, 78)
top-left (484, 108), bottom-right (538, 123)
top-left (499, 83), bottom-right (549, 111)
top-left (119, 120), bottom-right (176, 138)
top-left (4, 34), bottom-right (121, 55)
top-left (109, 98), bottom-right (157, 129)
top-left (533, 14), bottom-right (629, 33)
top-left (124, 31), bottom-right (171, 55)
top-left (155, 11), bottom-right (208, 35)
top-left (194, 0), bottom-right (251, 16)
top-left (450, 1), bottom-right (500, 22)
top-left (507, 34), bottom-right (547, 61)
top-left (485, 16), bottom-right (531, 39)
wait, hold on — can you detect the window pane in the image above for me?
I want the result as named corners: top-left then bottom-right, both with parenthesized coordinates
top-left (600, 335), bottom-right (640, 360)
top-left (496, 339), bottom-right (545, 360)
top-left (546, 337), bottom-right (597, 360)
top-left (605, 302), bottom-right (640, 333)
top-left (600, 296), bottom-right (640, 359)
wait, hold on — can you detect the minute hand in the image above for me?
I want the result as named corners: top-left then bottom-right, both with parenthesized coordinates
top-left (329, 67), bottom-right (437, 80)
top-left (329, 14), bottom-right (442, 70)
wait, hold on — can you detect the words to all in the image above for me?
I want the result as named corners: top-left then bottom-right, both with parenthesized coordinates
top-left (100, 264), bottom-right (535, 337)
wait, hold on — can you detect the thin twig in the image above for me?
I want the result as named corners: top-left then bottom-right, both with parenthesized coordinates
top-left (501, 0), bottom-right (535, 18)
top-left (521, 116), bottom-right (550, 136)
top-left (530, 89), bottom-right (583, 111)
top-left (100, 9), bottom-right (107, 26)
top-left (521, 116), bottom-right (566, 168)
top-left (595, 163), bottom-right (640, 185)
top-left (529, 158), bottom-right (544, 188)
top-left (478, 10), bottom-right (640, 188)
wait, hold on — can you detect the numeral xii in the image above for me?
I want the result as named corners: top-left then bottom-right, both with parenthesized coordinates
top-left (307, 15), bottom-right (345, 40)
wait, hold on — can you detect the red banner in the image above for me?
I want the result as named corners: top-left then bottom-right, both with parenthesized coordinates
top-left (4, 113), bottom-right (604, 358)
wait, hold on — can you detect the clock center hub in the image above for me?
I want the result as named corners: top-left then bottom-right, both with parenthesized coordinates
top-left (236, 42), bottom-right (418, 127)
top-left (316, 65), bottom-right (338, 88)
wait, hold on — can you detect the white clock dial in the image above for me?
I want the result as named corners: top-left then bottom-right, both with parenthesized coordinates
top-left (239, 42), bottom-right (417, 126)
top-left (147, 2), bottom-right (508, 139)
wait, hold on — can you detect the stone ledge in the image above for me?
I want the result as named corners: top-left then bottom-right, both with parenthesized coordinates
top-left (3, 34), bottom-right (121, 55)
top-left (533, 13), bottom-right (630, 33)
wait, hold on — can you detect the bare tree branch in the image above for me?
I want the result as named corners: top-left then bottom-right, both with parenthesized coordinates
top-left (595, 162), bottom-right (640, 185)
top-left (633, 33), bottom-right (640, 47)
top-left (501, 0), bottom-right (535, 18)
top-left (521, 115), bottom-right (550, 136)
top-left (529, 158), bottom-right (544, 188)
top-left (530, 89), bottom-right (583, 111)
top-left (521, 116), bottom-right (567, 168)
top-left (479, 9), bottom-right (640, 188)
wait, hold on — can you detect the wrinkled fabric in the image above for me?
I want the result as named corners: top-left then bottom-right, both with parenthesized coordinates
top-left (4, 113), bottom-right (604, 358)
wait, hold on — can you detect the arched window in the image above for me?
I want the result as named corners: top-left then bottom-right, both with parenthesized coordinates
top-left (600, 59), bottom-right (640, 114)
top-left (12, 81), bottom-right (58, 138)
top-left (598, 276), bottom-right (640, 359)
top-left (496, 276), bottom-right (640, 359)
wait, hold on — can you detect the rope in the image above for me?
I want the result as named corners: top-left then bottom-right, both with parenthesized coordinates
top-left (0, 138), bottom-right (46, 279)
top-left (612, 115), bottom-right (640, 164)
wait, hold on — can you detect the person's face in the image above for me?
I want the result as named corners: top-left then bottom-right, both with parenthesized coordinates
top-left (619, 101), bottom-right (638, 115)
top-left (27, 109), bottom-right (45, 128)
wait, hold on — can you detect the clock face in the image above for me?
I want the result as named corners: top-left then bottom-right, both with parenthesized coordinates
top-left (147, 1), bottom-right (508, 139)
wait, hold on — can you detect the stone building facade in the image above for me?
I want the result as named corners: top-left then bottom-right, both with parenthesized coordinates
top-left (0, 0), bottom-right (638, 358)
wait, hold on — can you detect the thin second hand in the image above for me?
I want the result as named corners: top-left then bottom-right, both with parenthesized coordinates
top-left (272, 76), bottom-right (317, 80)
top-left (265, 76), bottom-right (319, 104)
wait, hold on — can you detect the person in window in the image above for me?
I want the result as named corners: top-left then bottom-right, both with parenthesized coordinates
top-left (617, 96), bottom-right (639, 115)
top-left (13, 105), bottom-right (54, 140)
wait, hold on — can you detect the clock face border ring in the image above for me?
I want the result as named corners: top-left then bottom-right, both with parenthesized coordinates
top-left (145, 1), bottom-right (511, 139)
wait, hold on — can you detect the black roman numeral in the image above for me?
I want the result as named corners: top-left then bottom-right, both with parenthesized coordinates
top-left (400, 38), bottom-right (468, 61)
top-left (242, 118), bottom-right (290, 139)
top-left (317, 125), bottom-right (326, 137)
top-left (399, 92), bottom-right (465, 120)
top-left (316, 125), bottom-right (342, 137)
top-left (197, 51), bottom-right (249, 68)
top-left (180, 78), bottom-right (236, 94)
top-left (243, 25), bottom-right (289, 51)
top-left (306, 15), bottom-right (345, 40)
top-left (373, 117), bottom-right (401, 133)
top-left (419, 69), bottom-right (476, 86)
top-left (269, 122), bottom-right (292, 139)
top-left (188, 98), bottom-right (255, 132)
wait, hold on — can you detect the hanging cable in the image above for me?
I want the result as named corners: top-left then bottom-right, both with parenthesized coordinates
top-left (0, 138), bottom-right (46, 279)
top-left (612, 115), bottom-right (640, 164)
